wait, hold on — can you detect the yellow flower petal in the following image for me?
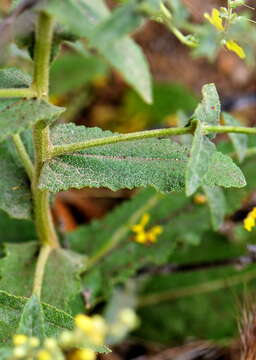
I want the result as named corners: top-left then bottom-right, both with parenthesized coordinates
top-left (225, 40), bottom-right (246, 59)
top-left (13, 334), bottom-right (28, 346)
top-left (204, 8), bottom-right (224, 31)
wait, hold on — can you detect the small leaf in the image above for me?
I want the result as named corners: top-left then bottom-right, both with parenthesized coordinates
top-left (186, 121), bottom-right (215, 196)
top-left (222, 112), bottom-right (248, 162)
top-left (45, 0), bottom-right (152, 103)
top-left (193, 83), bottom-right (220, 138)
top-left (17, 295), bottom-right (46, 341)
top-left (0, 290), bottom-right (73, 344)
top-left (0, 68), bottom-right (64, 141)
top-left (39, 124), bottom-right (189, 193)
top-left (0, 142), bottom-right (32, 219)
top-left (202, 185), bottom-right (226, 230)
top-left (0, 210), bottom-right (36, 243)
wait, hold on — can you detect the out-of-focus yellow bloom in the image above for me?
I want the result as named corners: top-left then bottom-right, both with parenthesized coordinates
top-left (75, 314), bottom-right (106, 346)
top-left (13, 334), bottom-right (28, 346)
top-left (244, 208), bottom-right (256, 231)
top-left (225, 40), bottom-right (246, 59)
top-left (204, 8), bottom-right (224, 31)
top-left (194, 194), bottom-right (207, 205)
top-left (37, 349), bottom-right (52, 360)
top-left (68, 349), bottom-right (96, 360)
top-left (131, 213), bottom-right (163, 244)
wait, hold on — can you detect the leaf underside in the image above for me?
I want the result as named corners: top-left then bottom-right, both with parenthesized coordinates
top-left (39, 124), bottom-right (246, 194)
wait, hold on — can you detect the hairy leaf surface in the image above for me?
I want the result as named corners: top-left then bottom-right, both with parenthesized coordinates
top-left (44, 0), bottom-right (152, 103)
top-left (186, 121), bottom-right (215, 196)
top-left (0, 291), bottom-right (73, 344)
top-left (0, 242), bottom-right (86, 313)
top-left (40, 124), bottom-right (245, 194)
top-left (0, 143), bottom-right (32, 219)
top-left (193, 83), bottom-right (220, 138)
top-left (17, 295), bottom-right (46, 341)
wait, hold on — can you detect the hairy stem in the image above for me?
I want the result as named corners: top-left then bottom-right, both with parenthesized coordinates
top-left (32, 245), bottom-right (52, 298)
top-left (32, 12), bottom-right (59, 247)
top-left (51, 124), bottom-right (256, 157)
top-left (0, 88), bottom-right (36, 98)
top-left (12, 134), bottom-right (34, 181)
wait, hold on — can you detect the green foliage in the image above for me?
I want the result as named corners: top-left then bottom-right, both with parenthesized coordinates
top-left (17, 295), bottom-right (46, 341)
top-left (202, 185), bottom-right (226, 230)
top-left (0, 211), bottom-right (36, 243)
top-left (0, 291), bottom-right (73, 344)
top-left (44, 0), bottom-right (152, 103)
top-left (0, 142), bottom-right (32, 219)
top-left (0, 242), bottom-right (86, 313)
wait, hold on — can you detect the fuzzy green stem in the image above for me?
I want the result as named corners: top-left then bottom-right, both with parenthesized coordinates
top-left (0, 88), bottom-right (36, 98)
top-left (51, 124), bottom-right (256, 157)
top-left (32, 12), bottom-right (59, 248)
top-left (12, 134), bottom-right (34, 181)
top-left (51, 125), bottom-right (194, 157)
top-left (32, 245), bottom-right (52, 298)
top-left (33, 12), bottom-right (54, 99)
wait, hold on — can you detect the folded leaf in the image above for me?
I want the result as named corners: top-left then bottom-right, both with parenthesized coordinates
top-left (45, 0), bottom-right (152, 103)
top-left (223, 112), bottom-right (248, 162)
top-left (17, 295), bottom-right (46, 341)
top-left (0, 290), bottom-right (73, 344)
top-left (193, 83), bottom-right (220, 138)
top-left (0, 142), bottom-right (32, 219)
top-left (185, 121), bottom-right (215, 196)
top-left (202, 185), bottom-right (226, 230)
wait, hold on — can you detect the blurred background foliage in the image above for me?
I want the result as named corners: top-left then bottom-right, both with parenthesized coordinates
top-left (2, 0), bottom-right (256, 359)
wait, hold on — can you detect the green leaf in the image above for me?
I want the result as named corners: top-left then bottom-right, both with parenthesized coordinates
top-left (0, 142), bottom-right (32, 219)
top-left (223, 112), bottom-right (248, 162)
top-left (0, 242), bottom-right (86, 313)
top-left (17, 295), bottom-right (46, 341)
top-left (185, 121), bottom-right (215, 196)
top-left (45, 0), bottom-right (152, 103)
top-left (0, 210), bottom-right (36, 242)
top-left (50, 54), bottom-right (109, 96)
top-left (90, 0), bottom-right (142, 45)
top-left (39, 124), bottom-right (189, 193)
top-left (0, 290), bottom-right (73, 344)
top-left (0, 68), bottom-right (65, 141)
top-left (203, 151), bottom-right (246, 188)
top-left (202, 185), bottom-right (226, 230)
top-left (193, 83), bottom-right (220, 138)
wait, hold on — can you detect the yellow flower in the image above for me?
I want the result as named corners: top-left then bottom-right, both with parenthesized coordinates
top-left (13, 334), bottom-right (28, 346)
top-left (75, 314), bottom-right (106, 346)
top-left (68, 349), bottom-right (96, 360)
top-left (244, 207), bottom-right (256, 231)
top-left (37, 349), bottom-right (52, 360)
top-left (146, 226), bottom-right (163, 243)
top-left (225, 40), bottom-right (246, 59)
top-left (131, 213), bottom-right (150, 233)
top-left (193, 194), bottom-right (207, 205)
top-left (204, 8), bottom-right (224, 31)
top-left (75, 314), bottom-right (94, 333)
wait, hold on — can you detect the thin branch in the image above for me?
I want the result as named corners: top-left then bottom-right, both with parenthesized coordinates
top-left (0, 88), bottom-right (36, 98)
top-left (12, 134), bottom-right (34, 181)
top-left (32, 245), bottom-right (52, 298)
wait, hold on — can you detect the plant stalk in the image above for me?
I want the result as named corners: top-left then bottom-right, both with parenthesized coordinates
top-left (32, 245), bottom-right (52, 298)
top-left (32, 11), bottom-right (59, 248)
top-left (12, 134), bottom-right (34, 181)
top-left (0, 88), bottom-right (36, 98)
